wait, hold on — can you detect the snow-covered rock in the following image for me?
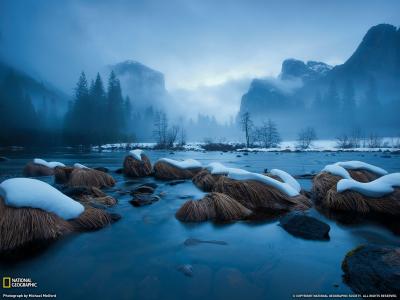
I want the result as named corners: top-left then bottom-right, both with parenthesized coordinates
top-left (334, 161), bottom-right (388, 176)
top-left (34, 158), bottom-right (65, 169)
top-left (0, 178), bottom-right (84, 219)
top-left (228, 171), bottom-right (300, 197)
top-left (206, 162), bottom-right (248, 175)
top-left (337, 173), bottom-right (400, 198)
top-left (128, 149), bottom-right (144, 161)
top-left (270, 169), bottom-right (301, 192)
top-left (73, 163), bottom-right (89, 169)
top-left (206, 162), bottom-right (299, 197)
top-left (157, 158), bottom-right (202, 169)
top-left (322, 164), bottom-right (351, 179)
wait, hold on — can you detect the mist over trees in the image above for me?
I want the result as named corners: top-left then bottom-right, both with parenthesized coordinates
top-left (63, 71), bottom-right (134, 146)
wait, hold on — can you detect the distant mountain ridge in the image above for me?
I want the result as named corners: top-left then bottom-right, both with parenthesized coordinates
top-left (111, 60), bottom-right (168, 109)
top-left (239, 23), bottom-right (400, 136)
top-left (0, 61), bottom-right (69, 115)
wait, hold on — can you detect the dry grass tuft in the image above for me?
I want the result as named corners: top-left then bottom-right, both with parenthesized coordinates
top-left (213, 177), bottom-right (312, 212)
top-left (123, 154), bottom-right (152, 177)
top-left (0, 197), bottom-right (72, 252)
top-left (68, 206), bottom-right (113, 231)
top-left (312, 170), bottom-right (381, 203)
top-left (23, 162), bottom-right (54, 177)
top-left (312, 169), bottom-right (400, 216)
top-left (192, 169), bottom-right (222, 192)
top-left (176, 192), bottom-right (252, 222)
top-left (68, 168), bottom-right (115, 188)
top-left (54, 166), bottom-right (75, 184)
top-left (153, 161), bottom-right (202, 180)
top-left (324, 187), bottom-right (400, 215)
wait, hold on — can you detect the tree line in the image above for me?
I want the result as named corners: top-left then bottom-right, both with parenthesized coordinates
top-left (64, 71), bottom-right (134, 145)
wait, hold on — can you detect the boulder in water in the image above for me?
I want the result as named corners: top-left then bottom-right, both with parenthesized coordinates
top-left (279, 212), bottom-right (330, 240)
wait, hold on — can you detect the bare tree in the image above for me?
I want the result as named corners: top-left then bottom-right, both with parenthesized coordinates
top-left (255, 119), bottom-right (281, 148)
top-left (297, 127), bottom-right (317, 149)
top-left (177, 127), bottom-right (187, 146)
top-left (367, 133), bottom-right (383, 148)
top-left (336, 128), bottom-right (363, 149)
top-left (153, 110), bottom-right (168, 147)
top-left (166, 125), bottom-right (179, 147)
top-left (336, 134), bottom-right (350, 148)
top-left (240, 112), bottom-right (253, 148)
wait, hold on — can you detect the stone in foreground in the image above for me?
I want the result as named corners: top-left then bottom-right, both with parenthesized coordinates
top-left (279, 212), bottom-right (330, 240)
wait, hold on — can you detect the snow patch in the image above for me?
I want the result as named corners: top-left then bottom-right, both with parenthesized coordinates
top-left (337, 173), bottom-right (400, 198)
top-left (157, 158), bottom-right (202, 169)
top-left (270, 169), bottom-right (301, 192)
top-left (228, 172), bottom-right (300, 197)
top-left (322, 164), bottom-right (351, 179)
top-left (206, 162), bottom-right (299, 197)
top-left (34, 158), bottom-right (65, 169)
top-left (128, 149), bottom-right (144, 161)
top-left (73, 163), bottom-right (89, 169)
top-left (334, 161), bottom-right (388, 176)
top-left (206, 162), bottom-right (248, 175)
top-left (0, 178), bottom-right (84, 219)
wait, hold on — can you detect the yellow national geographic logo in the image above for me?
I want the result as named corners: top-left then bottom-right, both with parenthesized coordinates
top-left (2, 277), bottom-right (11, 288)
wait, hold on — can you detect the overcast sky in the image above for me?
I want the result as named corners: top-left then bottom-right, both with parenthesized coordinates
top-left (1, 0), bottom-right (399, 121)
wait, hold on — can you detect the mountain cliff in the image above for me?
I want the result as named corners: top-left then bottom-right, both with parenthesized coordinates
top-left (238, 24), bottom-right (400, 136)
top-left (111, 60), bottom-right (168, 109)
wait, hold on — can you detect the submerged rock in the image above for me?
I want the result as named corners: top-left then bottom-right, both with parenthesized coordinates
top-left (342, 244), bottom-right (400, 295)
top-left (293, 173), bottom-right (316, 179)
top-left (109, 213), bottom-right (122, 223)
top-left (115, 168), bottom-right (124, 174)
top-left (177, 264), bottom-right (193, 277)
top-left (279, 212), bottom-right (330, 240)
top-left (131, 184), bottom-right (156, 195)
top-left (166, 180), bottom-right (186, 186)
top-left (130, 194), bottom-right (160, 207)
top-left (184, 238), bottom-right (228, 246)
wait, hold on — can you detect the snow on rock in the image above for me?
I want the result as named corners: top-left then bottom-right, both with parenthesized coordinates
top-left (270, 169), bottom-right (301, 192)
top-left (73, 163), bottom-right (89, 169)
top-left (337, 173), bottom-right (400, 198)
top-left (0, 178), bottom-right (84, 219)
top-left (34, 158), bottom-right (65, 169)
top-left (228, 172), bottom-right (300, 197)
top-left (158, 158), bottom-right (202, 169)
top-left (322, 164), bottom-right (351, 179)
top-left (206, 162), bottom-right (299, 197)
top-left (128, 149), bottom-right (144, 161)
top-left (334, 161), bottom-right (388, 176)
top-left (206, 162), bottom-right (248, 175)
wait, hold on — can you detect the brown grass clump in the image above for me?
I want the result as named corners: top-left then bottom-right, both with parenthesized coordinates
top-left (23, 162), bottom-right (54, 177)
top-left (192, 169), bottom-right (223, 192)
top-left (68, 168), bottom-right (115, 188)
top-left (153, 161), bottom-right (202, 180)
top-left (54, 166), bottom-right (74, 184)
top-left (176, 192), bottom-right (252, 222)
top-left (123, 154), bottom-right (152, 177)
top-left (68, 206), bottom-right (113, 231)
top-left (213, 177), bottom-right (312, 212)
top-left (323, 187), bottom-right (400, 216)
top-left (312, 170), bottom-right (381, 202)
top-left (0, 197), bottom-right (72, 252)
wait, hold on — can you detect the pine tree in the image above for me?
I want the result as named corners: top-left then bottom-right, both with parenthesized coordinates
top-left (106, 71), bottom-right (124, 142)
top-left (64, 71), bottom-right (90, 144)
top-left (89, 73), bottom-right (107, 144)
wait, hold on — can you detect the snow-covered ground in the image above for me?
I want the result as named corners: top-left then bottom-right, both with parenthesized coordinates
top-left (92, 138), bottom-right (400, 152)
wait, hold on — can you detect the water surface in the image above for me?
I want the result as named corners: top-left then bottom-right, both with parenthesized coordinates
top-left (1, 150), bottom-right (399, 300)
